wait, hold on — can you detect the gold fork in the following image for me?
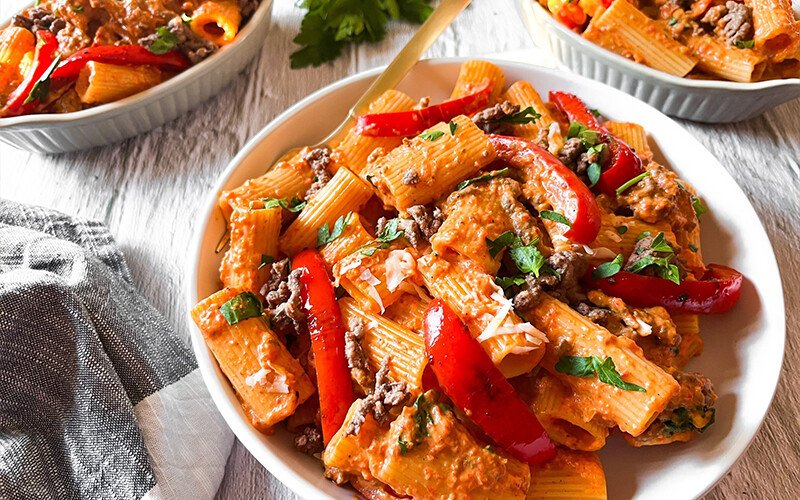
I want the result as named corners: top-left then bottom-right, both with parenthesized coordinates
top-left (216, 0), bottom-right (471, 253)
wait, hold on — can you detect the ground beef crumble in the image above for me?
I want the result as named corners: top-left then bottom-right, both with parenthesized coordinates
top-left (259, 258), bottom-right (306, 338)
top-left (303, 147), bottom-right (333, 200)
top-left (293, 425), bottom-right (324, 455)
top-left (557, 137), bottom-right (609, 183)
top-left (472, 101), bottom-right (520, 135)
top-left (12, 8), bottom-right (66, 35)
top-left (346, 361), bottom-right (410, 435)
top-left (376, 205), bottom-right (444, 249)
top-left (344, 319), bottom-right (374, 394)
top-left (720, 1), bottom-right (753, 46)
top-left (138, 17), bottom-right (217, 65)
top-left (511, 251), bottom-right (588, 314)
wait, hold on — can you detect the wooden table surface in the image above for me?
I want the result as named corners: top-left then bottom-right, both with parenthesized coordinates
top-left (1, 1), bottom-right (798, 498)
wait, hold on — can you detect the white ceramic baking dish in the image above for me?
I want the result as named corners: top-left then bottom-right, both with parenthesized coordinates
top-left (0, 0), bottom-right (273, 153)
top-left (516, 0), bottom-right (800, 122)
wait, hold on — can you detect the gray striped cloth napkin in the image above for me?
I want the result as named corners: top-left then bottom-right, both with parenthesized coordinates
top-left (0, 200), bottom-right (233, 500)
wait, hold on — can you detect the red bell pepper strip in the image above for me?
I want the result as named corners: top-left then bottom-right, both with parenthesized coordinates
top-left (586, 264), bottom-right (743, 314)
top-left (292, 249), bottom-right (355, 443)
top-left (488, 134), bottom-right (601, 245)
top-left (51, 45), bottom-right (191, 81)
top-left (2, 30), bottom-right (58, 117)
top-left (549, 91), bottom-right (644, 197)
top-left (423, 299), bottom-right (556, 465)
top-left (355, 84), bottom-right (491, 137)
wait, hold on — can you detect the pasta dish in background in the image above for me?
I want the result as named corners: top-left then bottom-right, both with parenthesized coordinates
top-left (542, 0), bottom-right (800, 82)
top-left (191, 60), bottom-right (744, 498)
top-left (0, 0), bottom-right (259, 117)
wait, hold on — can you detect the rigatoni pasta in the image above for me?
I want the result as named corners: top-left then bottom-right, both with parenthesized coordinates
top-left (193, 61), bottom-right (744, 498)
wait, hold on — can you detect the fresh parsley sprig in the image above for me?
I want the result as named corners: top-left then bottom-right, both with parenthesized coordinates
top-left (500, 106), bottom-right (541, 125)
top-left (219, 292), bottom-right (263, 325)
top-left (419, 130), bottom-right (444, 141)
top-left (147, 26), bottom-right (179, 55)
top-left (456, 168), bottom-right (509, 190)
top-left (257, 196), bottom-right (307, 212)
top-left (539, 210), bottom-right (572, 227)
top-left (360, 218), bottom-right (405, 256)
top-left (291, 0), bottom-right (434, 68)
top-left (317, 212), bottom-right (353, 247)
top-left (556, 355), bottom-right (646, 392)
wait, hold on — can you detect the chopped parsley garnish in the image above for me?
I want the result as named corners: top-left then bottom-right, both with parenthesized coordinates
top-left (663, 406), bottom-right (715, 435)
top-left (509, 238), bottom-right (547, 277)
top-left (668, 17), bottom-right (678, 26)
top-left (735, 39), bottom-right (755, 49)
top-left (615, 171), bottom-right (650, 196)
top-left (587, 161), bottom-right (602, 187)
top-left (317, 212), bottom-right (353, 247)
top-left (691, 195), bottom-right (707, 217)
top-left (495, 275), bottom-right (526, 290)
top-left (259, 196), bottom-right (307, 212)
top-left (72, 5), bottom-right (84, 12)
top-left (181, 12), bottom-right (193, 23)
top-left (398, 437), bottom-right (409, 455)
top-left (689, 243), bottom-right (698, 252)
top-left (592, 254), bottom-right (624, 279)
top-left (567, 121), bottom-right (601, 147)
top-left (419, 130), bottom-right (445, 141)
top-left (219, 292), bottom-right (263, 325)
top-left (555, 355), bottom-right (646, 392)
top-left (257, 254), bottom-right (275, 269)
top-left (360, 218), bottom-right (405, 256)
top-left (290, 0), bottom-right (433, 68)
top-left (23, 55), bottom-right (61, 105)
top-left (590, 108), bottom-right (601, 118)
top-left (449, 120), bottom-right (458, 136)
top-left (485, 231), bottom-right (516, 258)
top-left (413, 393), bottom-right (433, 438)
top-left (146, 26), bottom-right (180, 55)
top-left (616, 225), bottom-right (628, 235)
top-left (501, 106), bottom-right (542, 124)
top-left (539, 210), bottom-right (572, 227)
top-left (455, 168), bottom-right (509, 190)
top-left (627, 232), bottom-right (681, 284)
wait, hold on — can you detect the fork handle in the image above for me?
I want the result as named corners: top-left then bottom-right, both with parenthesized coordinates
top-left (321, 0), bottom-right (472, 145)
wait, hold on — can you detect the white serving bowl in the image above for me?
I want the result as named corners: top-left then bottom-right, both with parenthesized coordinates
top-left (516, 0), bottom-right (800, 123)
top-left (0, 0), bottom-right (273, 153)
top-left (186, 59), bottom-right (785, 499)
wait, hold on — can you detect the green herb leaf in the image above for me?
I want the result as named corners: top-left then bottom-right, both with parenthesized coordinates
top-left (592, 254), bottom-right (624, 280)
top-left (398, 0), bottom-right (434, 23)
top-left (650, 232), bottom-right (674, 254)
top-left (317, 212), bottom-right (353, 247)
top-left (181, 12), bottom-right (193, 23)
top-left (500, 106), bottom-right (542, 124)
top-left (691, 196), bottom-right (707, 217)
top-left (735, 39), bottom-right (755, 49)
top-left (616, 225), bottom-right (628, 235)
top-left (449, 120), bottom-right (458, 136)
top-left (360, 218), bottom-right (405, 255)
top-left (413, 394), bottom-right (433, 438)
top-left (147, 26), bottom-right (179, 55)
top-left (509, 238), bottom-right (546, 277)
top-left (615, 171), bottom-right (650, 196)
top-left (260, 197), bottom-right (307, 212)
top-left (485, 231), bottom-right (516, 258)
top-left (290, 9), bottom-right (343, 68)
top-left (495, 275), bottom-right (526, 290)
top-left (398, 437), bottom-right (409, 455)
top-left (587, 162), bottom-right (602, 187)
top-left (419, 130), bottom-right (444, 141)
top-left (567, 121), bottom-right (601, 147)
top-left (556, 355), bottom-right (646, 392)
top-left (539, 210), bottom-right (572, 227)
top-left (689, 243), bottom-right (698, 252)
top-left (456, 168), bottom-right (509, 190)
top-left (23, 54), bottom-right (61, 105)
top-left (257, 254), bottom-right (275, 269)
top-left (590, 108), bottom-right (601, 118)
top-left (219, 292), bottom-right (263, 325)
top-left (668, 17), bottom-right (678, 26)
top-left (72, 5), bottom-right (84, 12)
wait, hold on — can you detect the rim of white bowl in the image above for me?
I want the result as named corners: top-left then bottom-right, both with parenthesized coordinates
top-left (186, 57), bottom-right (786, 500)
top-left (525, 0), bottom-right (800, 92)
top-left (0, 0), bottom-right (273, 128)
